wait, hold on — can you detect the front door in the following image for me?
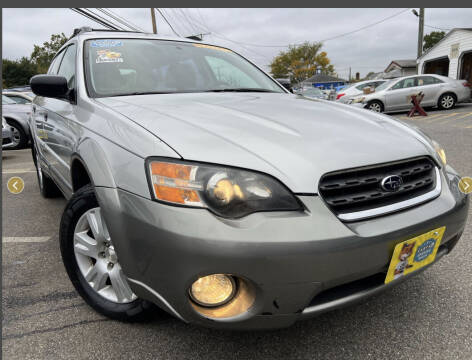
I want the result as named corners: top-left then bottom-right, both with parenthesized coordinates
top-left (385, 77), bottom-right (419, 110)
top-left (42, 43), bottom-right (77, 192)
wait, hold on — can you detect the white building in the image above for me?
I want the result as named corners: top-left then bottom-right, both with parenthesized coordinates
top-left (417, 28), bottom-right (472, 83)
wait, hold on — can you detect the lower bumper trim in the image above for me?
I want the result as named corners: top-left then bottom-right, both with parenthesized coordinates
top-left (301, 246), bottom-right (448, 318)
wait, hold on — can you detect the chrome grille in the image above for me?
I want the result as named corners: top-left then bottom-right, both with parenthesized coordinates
top-left (318, 157), bottom-right (440, 221)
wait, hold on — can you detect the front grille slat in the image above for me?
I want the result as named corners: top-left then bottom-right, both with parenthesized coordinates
top-left (319, 157), bottom-right (438, 220)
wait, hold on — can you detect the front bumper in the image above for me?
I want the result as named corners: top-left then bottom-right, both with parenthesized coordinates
top-left (96, 166), bottom-right (469, 330)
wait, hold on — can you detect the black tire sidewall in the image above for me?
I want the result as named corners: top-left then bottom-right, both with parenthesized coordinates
top-left (60, 185), bottom-right (153, 321)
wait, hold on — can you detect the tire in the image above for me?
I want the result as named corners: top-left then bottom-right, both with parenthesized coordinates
top-left (32, 145), bottom-right (62, 198)
top-left (366, 100), bottom-right (384, 113)
top-left (60, 185), bottom-right (155, 321)
top-left (5, 119), bottom-right (27, 150)
top-left (438, 93), bottom-right (456, 110)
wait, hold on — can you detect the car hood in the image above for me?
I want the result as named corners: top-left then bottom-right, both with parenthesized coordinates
top-left (97, 93), bottom-right (434, 193)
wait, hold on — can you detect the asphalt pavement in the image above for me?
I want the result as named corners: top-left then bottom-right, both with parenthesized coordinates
top-left (2, 105), bottom-right (472, 359)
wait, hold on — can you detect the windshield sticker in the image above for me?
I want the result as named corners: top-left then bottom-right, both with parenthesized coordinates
top-left (193, 43), bottom-right (232, 53)
top-left (91, 39), bottom-right (123, 48)
top-left (96, 50), bottom-right (123, 63)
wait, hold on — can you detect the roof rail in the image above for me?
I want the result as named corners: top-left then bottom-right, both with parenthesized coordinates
top-left (70, 27), bottom-right (145, 39)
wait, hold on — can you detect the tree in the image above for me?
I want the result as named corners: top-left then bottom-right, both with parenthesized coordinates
top-left (270, 42), bottom-right (335, 84)
top-left (2, 32), bottom-right (69, 87)
top-left (423, 31), bottom-right (446, 51)
top-left (30, 32), bottom-right (68, 74)
top-left (2, 57), bottom-right (38, 88)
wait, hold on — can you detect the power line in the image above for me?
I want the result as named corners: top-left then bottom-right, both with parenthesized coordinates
top-left (424, 24), bottom-right (451, 31)
top-left (70, 8), bottom-right (120, 30)
top-left (168, 8), bottom-right (194, 35)
top-left (96, 8), bottom-right (144, 32)
top-left (155, 8), bottom-right (181, 37)
top-left (178, 8), bottom-right (199, 34)
top-left (106, 8), bottom-right (145, 31)
top-left (184, 8), bottom-right (410, 48)
top-left (84, 8), bottom-right (126, 30)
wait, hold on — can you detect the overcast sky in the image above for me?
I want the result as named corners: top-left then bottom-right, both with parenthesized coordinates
top-left (3, 8), bottom-right (472, 78)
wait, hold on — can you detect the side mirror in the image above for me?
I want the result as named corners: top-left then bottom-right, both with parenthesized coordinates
top-left (30, 75), bottom-right (70, 100)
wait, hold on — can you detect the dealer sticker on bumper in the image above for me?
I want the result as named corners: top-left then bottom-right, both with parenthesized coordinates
top-left (385, 226), bottom-right (446, 284)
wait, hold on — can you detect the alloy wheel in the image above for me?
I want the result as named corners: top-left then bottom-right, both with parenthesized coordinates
top-left (369, 103), bottom-right (382, 112)
top-left (441, 95), bottom-right (454, 109)
top-left (74, 207), bottom-right (137, 303)
top-left (10, 125), bottom-right (21, 147)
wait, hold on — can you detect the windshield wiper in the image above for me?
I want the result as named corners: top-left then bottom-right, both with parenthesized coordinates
top-left (112, 91), bottom-right (176, 97)
top-left (205, 88), bottom-right (278, 93)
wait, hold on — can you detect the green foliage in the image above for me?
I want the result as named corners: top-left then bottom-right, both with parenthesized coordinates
top-left (270, 42), bottom-right (334, 84)
top-left (2, 57), bottom-right (38, 88)
top-left (423, 31), bottom-right (446, 51)
top-left (30, 33), bottom-right (68, 74)
top-left (2, 32), bottom-right (68, 87)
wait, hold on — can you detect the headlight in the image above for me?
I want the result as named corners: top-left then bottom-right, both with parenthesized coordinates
top-left (352, 97), bottom-right (365, 104)
top-left (432, 140), bottom-right (446, 165)
top-left (146, 158), bottom-right (301, 218)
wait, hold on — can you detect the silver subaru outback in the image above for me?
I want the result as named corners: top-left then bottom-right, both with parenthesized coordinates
top-left (29, 28), bottom-right (469, 330)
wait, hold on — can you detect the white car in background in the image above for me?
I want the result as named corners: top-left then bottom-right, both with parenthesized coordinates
top-left (349, 74), bottom-right (471, 113)
top-left (336, 80), bottom-right (387, 103)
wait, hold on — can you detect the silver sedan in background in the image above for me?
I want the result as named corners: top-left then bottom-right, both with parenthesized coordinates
top-left (2, 94), bottom-right (32, 149)
top-left (336, 79), bottom-right (387, 103)
top-left (2, 116), bottom-right (13, 149)
top-left (350, 74), bottom-right (471, 113)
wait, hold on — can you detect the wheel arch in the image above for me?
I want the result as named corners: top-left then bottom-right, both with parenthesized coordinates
top-left (439, 91), bottom-right (457, 101)
top-left (366, 98), bottom-right (385, 111)
top-left (71, 139), bottom-right (117, 194)
top-left (3, 114), bottom-right (30, 135)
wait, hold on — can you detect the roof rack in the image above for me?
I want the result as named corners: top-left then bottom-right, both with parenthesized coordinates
top-left (70, 27), bottom-right (144, 39)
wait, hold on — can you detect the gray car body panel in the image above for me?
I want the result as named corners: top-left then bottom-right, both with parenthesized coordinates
top-left (29, 31), bottom-right (470, 329)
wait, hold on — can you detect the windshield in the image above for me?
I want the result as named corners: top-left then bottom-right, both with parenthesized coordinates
top-left (375, 79), bottom-right (395, 91)
top-left (84, 39), bottom-right (284, 97)
top-left (2, 95), bottom-right (17, 104)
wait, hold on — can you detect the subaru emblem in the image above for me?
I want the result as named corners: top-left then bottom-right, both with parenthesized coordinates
top-left (381, 175), bottom-right (403, 192)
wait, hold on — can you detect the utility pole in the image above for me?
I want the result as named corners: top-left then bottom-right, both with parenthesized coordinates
top-left (349, 67), bottom-right (351, 82)
top-left (150, 8), bottom-right (157, 34)
top-left (415, 8), bottom-right (425, 59)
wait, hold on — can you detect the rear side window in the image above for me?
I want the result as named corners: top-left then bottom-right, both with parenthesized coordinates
top-left (418, 76), bottom-right (443, 85)
top-left (57, 44), bottom-right (77, 89)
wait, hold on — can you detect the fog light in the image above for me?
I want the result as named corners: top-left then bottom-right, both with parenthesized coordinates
top-left (189, 274), bottom-right (236, 307)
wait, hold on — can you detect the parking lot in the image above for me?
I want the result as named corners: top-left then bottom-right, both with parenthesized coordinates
top-left (2, 105), bottom-right (472, 360)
